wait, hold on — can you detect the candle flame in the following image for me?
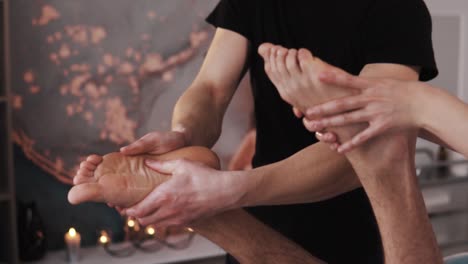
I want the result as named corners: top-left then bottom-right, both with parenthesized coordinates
top-left (186, 227), bottom-right (194, 233)
top-left (145, 226), bottom-right (155, 236)
top-left (69, 228), bottom-right (77, 237)
top-left (99, 235), bottom-right (109, 244)
top-left (99, 231), bottom-right (110, 245)
top-left (127, 219), bottom-right (135, 228)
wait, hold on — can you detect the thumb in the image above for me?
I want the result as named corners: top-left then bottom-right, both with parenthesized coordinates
top-left (145, 159), bottom-right (182, 175)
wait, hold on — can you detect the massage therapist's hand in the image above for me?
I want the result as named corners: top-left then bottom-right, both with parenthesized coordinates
top-left (304, 71), bottom-right (423, 153)
top-left (120, 127), bottom-right (189, 156)
top-left (125, 159), bottom-right (248, 228)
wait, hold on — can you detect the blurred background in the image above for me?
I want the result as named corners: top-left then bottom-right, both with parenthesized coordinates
top-left (1, 0), bottom-right (468, 263)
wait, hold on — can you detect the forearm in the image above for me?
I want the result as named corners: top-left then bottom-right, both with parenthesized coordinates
top-left (237, 142), bottom-right (361, 207)
top-left (417, 84), bottom-right (468, 157)
top-left (172, 83), bottom-right (227, 148)
top-left (171, 28), bottom-right (250, 148)
top-left (193, 209), bottom-right (324, 264)
top-left (346, 132), bottom-right (442, 264)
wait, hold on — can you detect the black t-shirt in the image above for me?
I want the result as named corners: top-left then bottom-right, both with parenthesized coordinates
top-left (207, 1), bottom-right (437, 263)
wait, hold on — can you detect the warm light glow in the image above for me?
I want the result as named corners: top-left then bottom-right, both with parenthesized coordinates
top-left (145, 226), bottom-right (156, 236)
top-left (186, 227), bottom-right (194, 233)
top-left (127, 219), bottom-right (135, 228)
top-left (99, 235), bottom-right (109, 244)
top-left (69, 228), bottom-right (77, 237)
top-left (99, 231), bottom-right (110, 245)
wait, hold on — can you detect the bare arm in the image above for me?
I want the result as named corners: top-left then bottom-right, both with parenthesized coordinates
top-left (236, 62), bottom-right (421, 207)
top-left (304, 73), bottom-right (468, 157)
top-left (417, 85), bottom-right (468, 157)
top-left (172, 28), bottom-right (250, 147)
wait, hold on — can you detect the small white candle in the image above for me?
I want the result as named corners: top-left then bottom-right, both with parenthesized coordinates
top-left (99, 230), bottom-right (110, 246)
top-left (145, 226), bottom-right (156, 236)
top-left (65, 227), bottom-right (81, 263)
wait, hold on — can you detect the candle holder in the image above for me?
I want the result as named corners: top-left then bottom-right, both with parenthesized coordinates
top-left (98, 216), bottom-right (195, 258)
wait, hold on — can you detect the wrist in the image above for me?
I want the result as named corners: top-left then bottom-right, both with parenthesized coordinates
top-left (172, 124), bottom-right (192, 146)
top-left (224, 170), bottom-right (260, 208)
top-left (412, 83), bottom-right (433, 129)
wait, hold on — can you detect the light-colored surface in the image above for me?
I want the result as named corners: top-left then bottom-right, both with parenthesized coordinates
top-left (31, 235), bottom-right (226, 264)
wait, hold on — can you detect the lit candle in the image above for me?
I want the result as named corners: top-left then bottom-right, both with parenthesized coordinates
top-left (145, 225), bottom-right (156, 236)
top-left (64, 227), bottom-right (81, 263)
top-left (127, 218), bottom-right (136, 229)
top-left (99, 230), bottom-right (110, 246)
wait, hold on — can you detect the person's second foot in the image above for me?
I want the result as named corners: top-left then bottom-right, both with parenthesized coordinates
top-left (258, 43), bottom-right (358, 112)
top-left (68, 146), bottom-right (220, 208)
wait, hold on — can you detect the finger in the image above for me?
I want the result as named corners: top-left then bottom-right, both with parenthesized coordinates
top-left (68, 183), bottom-right (103, 205)
top-left (314, 131), bottom-right (338, 143)
top-left (337, 124), bottom-right (383, 154)
top-left (258, 43), bottom-right (274, 60)
top-left (126, 188), bottom-right (168, 218)
top-left (145, 159), bottom-right (183, 175)
top-left (293, 107), bottom-right (303, 118)
top-left (305, 96), bottom-right (367, 119)
top-left (303, 118), bottom-right (323, 132)
top-left (120, 133), bottom-right (159, 155)
top-left (137, 209), bottom-right (178, 227)
top-left (275, 47), bottom-right (289, 78)
top-left (319, 70), bottom-right (371, 91)
top-left (309, 111), bottom-right (371, 130)
top-left (330, 143), bottom-right (340, 152)
top-left (317, 131), bottom-right (338, 143)
top-left (285, 49), bottom-right (301, 76)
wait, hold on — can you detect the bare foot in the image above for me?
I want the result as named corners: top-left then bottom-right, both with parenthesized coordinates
top-left (258, 43), bottom-right (358, 112)
top-left (258, 43), bottom-right (366, 142)
top-left (68, 146), bottom-right (220, 208)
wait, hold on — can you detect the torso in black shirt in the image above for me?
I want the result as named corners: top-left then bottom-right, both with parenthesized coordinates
top-left (207, 1), bottom-right (437, 263)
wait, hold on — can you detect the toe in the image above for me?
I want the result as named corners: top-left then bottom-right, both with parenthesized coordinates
top-left (298, 48), bottom-right (315, 72)
top-left (285, 49), bottom-right (301, 76)
top-left (86, 155), bottom-right (103, 165)
top-left (258, 43), bottom-right (274, 59)
top-left (73, 175), bottom-right (92, 185)
top-left (268, 46), bottom-right (280, 84)
top-left (275, 46), bottom-right (289, 78)
top-left (68, 183), bottom-right (103, 205)
top-left (80, 161), bottom-right (97, 171)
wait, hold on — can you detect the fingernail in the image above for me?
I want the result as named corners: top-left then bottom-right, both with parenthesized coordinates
top-left (120, 146), bottom-right (128, 152)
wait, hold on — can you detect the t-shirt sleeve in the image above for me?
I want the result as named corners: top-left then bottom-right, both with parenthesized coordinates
top-left (205, 0), bottom-right (252, 41)
top-left (363, 0), bottom-right (438, 81)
